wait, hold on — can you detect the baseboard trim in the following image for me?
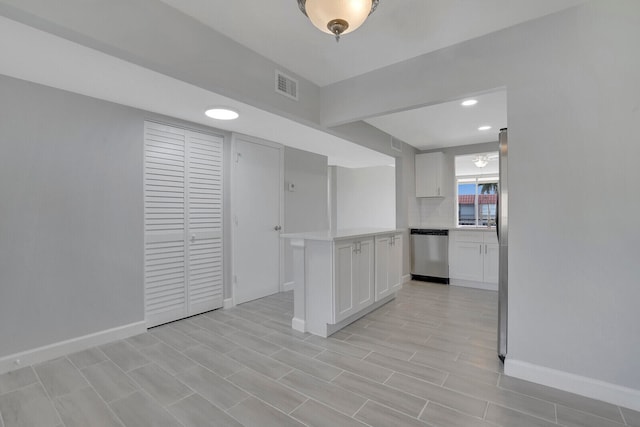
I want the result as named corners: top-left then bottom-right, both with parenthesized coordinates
top-left (291, 317), bottom-right (305, 333)
top-left (223, 298), bottom-right (235, 310)
top-left (450, 278), bottom-right (498, 291)
top-left (0, 321), bottom-right (146, 375)
top-left (324, 293), bottom-right (396, 337)
top-left (505, 359), bottom-right (640, 412)
top-left (401, 274), bottom-right (411, 284)
top-left (283, 281), bottom-right (295, 292)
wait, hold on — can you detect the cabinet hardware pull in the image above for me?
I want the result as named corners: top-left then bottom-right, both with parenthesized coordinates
top-left (479, 244), bottom-right (482, 254)
top-left (485, 244), bottom-right (487, 254)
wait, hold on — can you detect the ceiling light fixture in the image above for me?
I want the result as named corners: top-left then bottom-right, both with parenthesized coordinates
top-left (473, 155), bottom-right (489, 168)
top-left (461, 99), bottom-right (478, 107)
top-left (297, 0), bottom-right (379, 42)
top-left (205, 107), bottom-right (239, 120)
top-left (478, 125), bottom-right (492, 131)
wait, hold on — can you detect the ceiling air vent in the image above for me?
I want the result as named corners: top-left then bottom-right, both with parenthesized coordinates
top-left (275, 70), bottom-right (298, 101)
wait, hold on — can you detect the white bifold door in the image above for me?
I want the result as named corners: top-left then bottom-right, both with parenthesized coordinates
top-left (144, 122), bottom-right (223, 327)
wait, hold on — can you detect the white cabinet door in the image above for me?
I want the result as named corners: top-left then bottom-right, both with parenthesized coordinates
top-left (375, 235), bottom-right (391, 301)
top-left (334, 237), bottom-right (375, 323)
top-left (415, 152), bottom-right (444, 197)
top-left (483, 242), bottom-right (499, 284)
top-left (334, 241), bottom-right (356, 322)
top-left (376, 233), bottom-right (403, 301)
top-left (451, 241), bottom-right (484, 282)
top-left (389, 234), bottom-right (403, 293)
top-left (355, 238), bottom-right (375, 310)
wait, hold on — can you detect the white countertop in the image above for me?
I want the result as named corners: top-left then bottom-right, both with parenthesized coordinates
top-left (281, 228), bottom-right (403, 242)
top-left (409, 226), bottom-right (495, 232)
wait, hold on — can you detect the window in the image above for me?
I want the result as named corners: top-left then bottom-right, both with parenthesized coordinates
top-left (457, 177), bottom-right (498, 226)
top-left (454, 151), bottom-right (499, 227)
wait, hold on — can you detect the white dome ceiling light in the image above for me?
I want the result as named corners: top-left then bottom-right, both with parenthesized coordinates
top-left (461, 99), bottom-right (478, 107)
top-left (205, 107), bottom-right (239, 120)
top-left (297, 0), bottom-right (380, 42)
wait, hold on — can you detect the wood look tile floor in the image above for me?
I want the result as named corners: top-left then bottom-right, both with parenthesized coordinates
top-left (1, 282), bottom-right (639, 427)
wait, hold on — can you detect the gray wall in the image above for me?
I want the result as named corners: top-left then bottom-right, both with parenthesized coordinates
top-left (321, 1), bottom-right (640, 391)
top-left (283, 147), bottom-right (329, 284)
top-left (334, 166), bottom-right (396, 230)
top-left (0, 76), bottom-right (144, 357)
top-left (0, 75), bottom-right (236, 359)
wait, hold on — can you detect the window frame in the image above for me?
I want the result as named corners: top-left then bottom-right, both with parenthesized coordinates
top-left (456, 175), bottom-right (499, 227)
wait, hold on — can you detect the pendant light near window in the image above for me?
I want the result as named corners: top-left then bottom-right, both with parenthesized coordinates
top-left (298, 0), bottom-right (379, 42)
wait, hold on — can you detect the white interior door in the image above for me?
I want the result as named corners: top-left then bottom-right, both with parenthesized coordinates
top-left (232, 135), bottom-right (282, 304)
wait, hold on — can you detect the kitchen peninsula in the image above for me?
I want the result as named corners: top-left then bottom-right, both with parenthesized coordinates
top-left (281, 229), bottom-right (404, 337)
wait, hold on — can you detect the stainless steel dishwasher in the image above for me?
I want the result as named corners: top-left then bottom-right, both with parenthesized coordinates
top-left (410, 229), bottom-right (449, 284)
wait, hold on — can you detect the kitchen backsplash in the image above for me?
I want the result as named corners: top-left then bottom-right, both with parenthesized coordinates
top-left (415, 197), bottom-right (456, 228)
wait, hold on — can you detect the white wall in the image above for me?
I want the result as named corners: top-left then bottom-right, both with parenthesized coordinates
top-left (334, 165), bottom-right (396, 230)
top-left (322, 1), bottom-right (640, 406)
top-left (283, 147), bottom-right (329, 285)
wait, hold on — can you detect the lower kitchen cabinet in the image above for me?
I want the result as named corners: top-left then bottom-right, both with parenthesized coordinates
top-left (334, 238), bottom-right (374, 323)
top-left (284, 229), bottom-right (404, 337)
top-left (483, 241), bottom-right (499, 284)
top-left (450, 230), bottom-right (498, 290)
top-left (375, 233), bottom-right (403, 301)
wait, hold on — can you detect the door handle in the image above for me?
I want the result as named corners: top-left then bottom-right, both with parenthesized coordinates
top-left (190, 234), bottom-right (196, 243)
top-left (274, 225), bottom-right (282, 231)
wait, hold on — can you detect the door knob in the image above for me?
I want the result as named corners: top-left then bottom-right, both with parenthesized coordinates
top-left (190, 234), bottom-right (196, 242)
top-left (274, 225), bottom-right (282, 231)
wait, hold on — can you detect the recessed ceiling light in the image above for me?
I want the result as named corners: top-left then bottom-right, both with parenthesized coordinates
top-left (205, 107), bottom-right (239, 120)
top-left (478, 125), bottom-right (492, 131)
top-left (461, 99), bottom-right (478, 107)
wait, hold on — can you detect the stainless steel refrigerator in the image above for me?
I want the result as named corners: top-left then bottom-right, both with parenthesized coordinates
top-left (497, 128), bottom-right (509, 362)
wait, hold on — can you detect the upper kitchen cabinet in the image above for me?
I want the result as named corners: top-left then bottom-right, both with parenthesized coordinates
top-left (415, 152), bottom-right (445, 197)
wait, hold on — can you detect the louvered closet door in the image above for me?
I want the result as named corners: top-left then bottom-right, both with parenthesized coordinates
top-left (185, 131), bottom-right (223, 315)
top-left (144, 122), bottom-right (223, 327)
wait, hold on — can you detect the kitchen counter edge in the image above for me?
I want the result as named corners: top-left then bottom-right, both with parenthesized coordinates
top-left (280, 228), bottom-right (404, 242)
top-left (409, 226), bottom-right (496, 233)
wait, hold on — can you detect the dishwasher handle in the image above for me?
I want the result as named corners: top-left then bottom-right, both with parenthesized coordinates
top-left (410, 229), bottom-right (448, 236)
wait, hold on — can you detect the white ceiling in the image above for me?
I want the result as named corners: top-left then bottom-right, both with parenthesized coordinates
top-left (157, 0), bottom-right (583, 150)
top-left (0, 1), bottom-right (586, 163)
top-left (365, 90), bottom-right (507, 150)
top-left (158, 0), bottom-right (586, 87)
top-left (0, 16), bottom-right (393, 168)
